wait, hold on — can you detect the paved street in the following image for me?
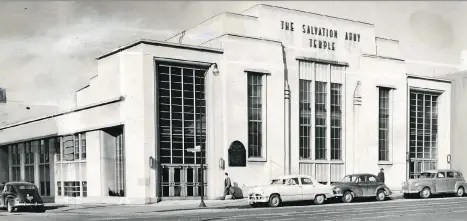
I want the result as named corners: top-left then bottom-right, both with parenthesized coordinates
top-left (2, 197), bottom-right (467, 221)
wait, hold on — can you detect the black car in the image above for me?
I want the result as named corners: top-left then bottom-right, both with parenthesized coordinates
top-left (0, 182), bottom-right (45, 213)
top-left (332, 173), bottom-right (392, 203)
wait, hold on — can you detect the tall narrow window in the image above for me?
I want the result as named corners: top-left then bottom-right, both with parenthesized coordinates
top-left (331, 83), bottom-right (342, 160)
top-left (11, 144), bottom-right (21, 181)
top-left (115, 132), bottom-right (125, 196)
top-left (299, 80), bottom-right (312, 159)
top-left (315, 81), bottom-right (327, 160)
top-left (24, 142), bottom-right (35, 183)
top-left (378, 87), bottom-right (391, 161)
top-left (247, 73), bottom-right (264, 158)
top-left (81, 133), bottom-right (86, 160)
top-left (0, 88), bottom-right (6, 103)
top-left (39, 139), bottom-right (51, 196)
top-left (74, 134), bottom-right (79, 160)
top-left (55, 137), bottom-right (61, 162)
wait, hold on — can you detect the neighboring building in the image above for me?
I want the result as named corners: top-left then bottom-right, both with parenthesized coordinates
top-left (0, 4), bottom-right (457, 204)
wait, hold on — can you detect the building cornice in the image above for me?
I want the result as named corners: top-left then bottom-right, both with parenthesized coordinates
top-left (407, 74), bottom-right (452, 84)
top-left (0, 96), bottom-right (125, 131)
top-left (96, 39), bottom-right (224, 60)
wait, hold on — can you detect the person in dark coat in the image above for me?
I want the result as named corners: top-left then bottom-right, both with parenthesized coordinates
top-left (222, 172), bottom-right (235, 200)
top-left (378, 168), bottom-right (385, 183)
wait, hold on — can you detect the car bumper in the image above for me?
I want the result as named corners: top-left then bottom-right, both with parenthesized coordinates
top-left (248, 195), bottom-right (269, 204)
top-left (401, 190), bottom-right (419, 194)
top-left (12, 202), bottom-right (44, 208)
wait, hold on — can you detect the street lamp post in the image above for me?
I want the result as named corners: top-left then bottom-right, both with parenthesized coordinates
top-left (198, 72), bottom-right (207, 208)
top-left (197, 64), bottom-right (218, 208)
top-left (199, 142), bottom-right (206, 208)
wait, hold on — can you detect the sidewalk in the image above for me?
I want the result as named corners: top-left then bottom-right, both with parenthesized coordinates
top-left (46, 192), bottom-right (404, 215)
top-left (46, 198), bottom-right (249, 214)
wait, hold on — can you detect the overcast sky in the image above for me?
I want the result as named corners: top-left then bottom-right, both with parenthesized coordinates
top-left (1, 1), bottom-right (466, 107)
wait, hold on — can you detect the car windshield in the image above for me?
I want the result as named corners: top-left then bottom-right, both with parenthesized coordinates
top-left (271, 179), bottom-right (284, 185)
top-left (342, 176), bottom-right (358, 182)
top-left (419, 172), bottom-right (436, 178)
top-left (16, 185), bottom-right (36, 190)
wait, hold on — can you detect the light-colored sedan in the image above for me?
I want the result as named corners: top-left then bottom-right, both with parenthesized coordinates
top-left (401, 169), bottom-right (467, 199)
top-left (247, 175), bottom-right (334, 207)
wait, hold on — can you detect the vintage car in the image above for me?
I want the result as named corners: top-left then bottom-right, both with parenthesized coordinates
top-left (247, 175), bottom-right (334, 207)
top-left (401, 169), bottom-right (467, 199)
top-left (0, 182), bottom-right (45, 213)
top-left (332, 173), bottom-right (392, 203)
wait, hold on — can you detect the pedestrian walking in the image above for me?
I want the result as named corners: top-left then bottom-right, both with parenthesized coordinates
top-left (378, 168), bottom-right (385, 183)
top-left (223, 172), bottom-right (235, 200)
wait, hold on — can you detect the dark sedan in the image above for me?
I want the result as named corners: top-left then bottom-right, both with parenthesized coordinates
top-left (331, 173), bottom-right (392, 203)
top-left (0, 182), bottom-right (45, 213)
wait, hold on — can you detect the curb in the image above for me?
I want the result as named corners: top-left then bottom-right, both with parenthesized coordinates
top-left (46, 195), bottom-right (407, 214)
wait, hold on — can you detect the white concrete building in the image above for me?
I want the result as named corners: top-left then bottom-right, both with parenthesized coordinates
top-left (0, 4), bottom-right (457, 204)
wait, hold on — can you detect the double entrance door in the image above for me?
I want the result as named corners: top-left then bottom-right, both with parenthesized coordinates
top-left (160, 165), bottom-right (207, 200)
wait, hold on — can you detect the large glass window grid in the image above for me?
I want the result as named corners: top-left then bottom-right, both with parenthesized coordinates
top-left (299, 80), bottom-right (312, 159)
top-left (315, 81), bottom-right (327, 160)
top-left (299, 62), bottom-right (343, 161)
top-left (64, 181), bottom-right (81, 197)
top-left (10, 144), bottom-right (20, 181)
top-left (158, 63), bottom-right (206, 165)
top-left (409, 91), bottom-right (439, 178)
top-left (330, 83), bottom-right (342, 160)
top-left (24, 142), bottom-right (34, 183)
top-left (247, 73), bottom-right (264, 158)
top-left (9, 138), bottom-right (54, 191)
top-left (39, 139), bottom-right (51, 196)
top-left (378, 88), bottom-right (391, 161)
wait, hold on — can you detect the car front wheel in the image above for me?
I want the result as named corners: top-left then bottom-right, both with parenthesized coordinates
top-left (420, 187), bottom-right (431, 199)
top-left (314, 194), bottom-right (325, 205)
top-left (269, 194), bottom-right (281, 207)
top-left (376, 190), bottom-right (386, 201)
top-left (342, 191), bottom-right (354, 203)
top-left (456, 187), bottom-right (465, 197)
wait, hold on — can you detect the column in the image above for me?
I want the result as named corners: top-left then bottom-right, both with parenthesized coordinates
top-left (86, 131), bottom-right (102, 197)
top-left (33, 141), bottom-right (40, 188)
top-left (49, 138), bottom-right (56, 197)
top-left (8, 146), bottom-right (12, 181)
top-left (20, 143), bottom-right (25, 181)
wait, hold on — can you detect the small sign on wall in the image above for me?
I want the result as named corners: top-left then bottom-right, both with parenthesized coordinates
top-left (149, 156), bottom-right (155, 169)
top-left (219, 158), bottom-right (225, 170)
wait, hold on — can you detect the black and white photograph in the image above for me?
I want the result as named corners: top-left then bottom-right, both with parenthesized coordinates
top-left (0, 1), bottom-right (467, 220)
